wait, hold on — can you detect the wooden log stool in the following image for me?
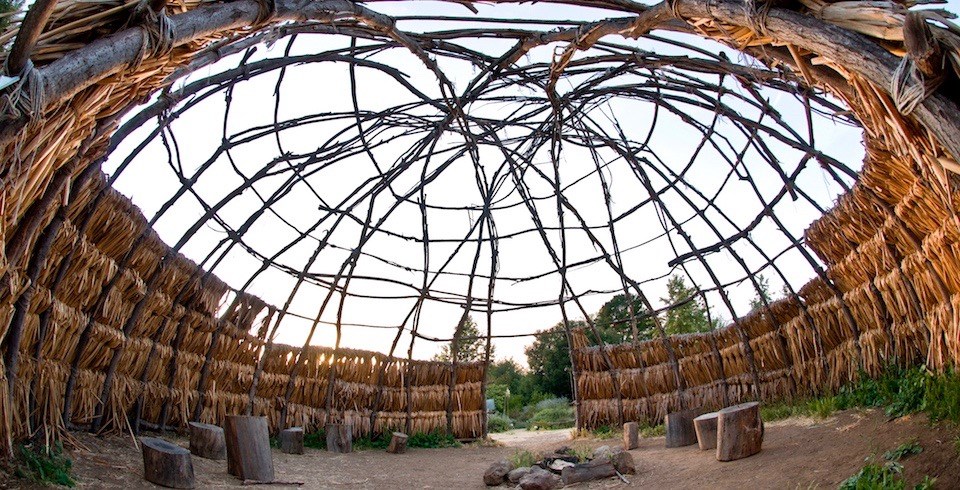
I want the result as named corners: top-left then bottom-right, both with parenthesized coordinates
top-left (326, 423), bottom-right (353, 453)
top-left (387, 432), bottom-right (408, 454)
top-left (665, 408), bottom-right (699, 448)
top-left (224, 415), bottom-right (274, 482)
top-left (717, 402), bottom-right (764, 461)
top-left (280, 427), bottom-right (304, 455)
top-left (622, 422), bottom-right (639, 450)
top-left (188, 422), bottom-right (226, 460)
top-left (693, 412), bottom-right (719, 451)
top-left (141, 437), bottom-right (195, 489)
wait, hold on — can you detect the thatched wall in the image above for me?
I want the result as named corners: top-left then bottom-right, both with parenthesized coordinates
top-left (573, 140), bottom-right (960, 427)
top-left (0, 170), bottom-right (484, 440)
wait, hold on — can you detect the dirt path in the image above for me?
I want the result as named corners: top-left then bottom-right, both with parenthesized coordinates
top-left (52, 409), bottom-right (960, 488)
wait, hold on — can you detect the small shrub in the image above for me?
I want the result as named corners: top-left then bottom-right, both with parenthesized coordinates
top-left (487, 413), bottom-right (513, 433)
top-left (407, 429), bottom-right (461, 449)
top-left (14, 442), bottom-right (75, 488)
top-left (571, 445), bottom-right (593, 461)
top-left (923, 369), bottom-right (960, 423)
top-left (590, 425), bottom-right (618, 439)
top-left (304, 429), bottom-right (326, 450)
top-left (839, 461), bottom-right (905, 490)
top-left (533, 397), bottom-right (569, 412)
top-left (809, 397), bottom-right (838, 419)
top-left (509, 449), bottom-right (537, 468)
top-left (353, 436), bottom-right (389, 451)
top-left (528, 404), bottom-right (575, 430)
top-left (883, 441), bottom-right (922, 462)
top-left (639, 423), bottom-right (665, 438)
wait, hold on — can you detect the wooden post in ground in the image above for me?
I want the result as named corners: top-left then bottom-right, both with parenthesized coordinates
top-left (141, 437), bottom-right (195, 489)
top-left (717, 402), bottom-right (763, 462)
top-left (224, 415), bottom-right (274, 482)
top-left (325, 423), bottom-right (353, 453)
top-left (188, 422), bottom-right (226, 460)
top-left (280, 427), bottom-right (304, 455)
top-left (693, 412), bottom-right (719, 451)
top-left (387, 432), bottom-right (408, 454)
top-left (622, 422), bottom-right (639, 450)
top-left (665, 409), bottom-right (699, 448)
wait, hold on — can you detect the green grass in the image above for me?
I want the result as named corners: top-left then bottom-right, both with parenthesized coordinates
top-left (14, 442), bottom-right (75, 488)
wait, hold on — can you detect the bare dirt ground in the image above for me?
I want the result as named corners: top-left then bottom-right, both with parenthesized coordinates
top-left (24, 409), bottom-right (960, 488)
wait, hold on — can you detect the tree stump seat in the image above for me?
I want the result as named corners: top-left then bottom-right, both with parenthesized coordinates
top-left (326, 423), bottom-right (353, 453)
top-left (225, 415), bottom-right (274, 482)
top-left (188, 422), bottom-right (226, 460)
top-left (141, 437), bottom-right (195, 489)
top-left (665, 408), bottom-right (699, 448)
top-left (387, 432), bottom-right (408, 454)
top-left (280, 427), bottom-right (304, 454)
top-left (717, 402), bottom-right (764, 461)
top-left (693, 411), bottom-right (719, 451)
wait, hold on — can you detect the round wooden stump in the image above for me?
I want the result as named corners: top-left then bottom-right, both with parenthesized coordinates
top-left (665, 408), bottom-right (699, 448)
top-left (141, 437), bottom-right (195, 489)
top-left (326, 423), bottom-right (353, 453)
top-left (188, 422), bottom-right (226, 460)
top-left (280, 427), bottom-right (304, 455)
top-left (387, 432), bottom-right (408, 454)
top-left (717, 402), bottom-right (763, 462)
top-left (693, 412), bottom-right (719, 451)
top-left (224, 415), bottom-right (274, 482)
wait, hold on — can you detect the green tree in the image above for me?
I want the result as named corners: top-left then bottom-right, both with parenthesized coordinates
top-left (594, 293), bottom-right (655, 343)
top-left (525, 321), bottom-right (582, 399)
top-left (661, 275), bottom-right (715, 335)
top-left (487, 358), bottom-right (524, 390)
top-left (749, 274), bottom-right (772, 312)
top-left (434, 315), bottom-right (490, 363)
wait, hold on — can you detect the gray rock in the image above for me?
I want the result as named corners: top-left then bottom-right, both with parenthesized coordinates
top-left (483, 459), bottom-right (513, 486)
top-left (519, 470), bottom-right (561, 490)
top-left (548, 459), bottom-right (574, 472)
top-left (592, 445), bottom-right (612, 459)
top-left (507, 467), bottom-right (531, 484)
top-left (610, 449), bottom-right (636, 475)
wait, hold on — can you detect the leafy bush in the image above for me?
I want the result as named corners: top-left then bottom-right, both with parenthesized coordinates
top-left (528, 404), bottom-right (575, 430)
top-left (304, 429), bottom-right (326, 450)
top-left (589, 425), bottom-right (618, 439)
top-left (758, 364), bottom-right (960, 425)
top-left (639, 423), bottom-right (666, 438)
top-left (532, 397), bottom-right (568, 412)
top-left (487, 413), bottom-right (513, 433)
top-left (883, 441), bottom-right (922, 462)
top-left (15, 442), bottom-right (75, 487)
top-left (839, 461), bottom-right (906, 490)
top-left (407, 429), bottom-right (461, 448)
top-left (509, 449), bottom-right (537, 468)
top-left (840, 441), bottom-right (936, 490)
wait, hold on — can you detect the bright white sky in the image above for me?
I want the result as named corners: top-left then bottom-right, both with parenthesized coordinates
top-left (102, 1), bottom-right (958, 368)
